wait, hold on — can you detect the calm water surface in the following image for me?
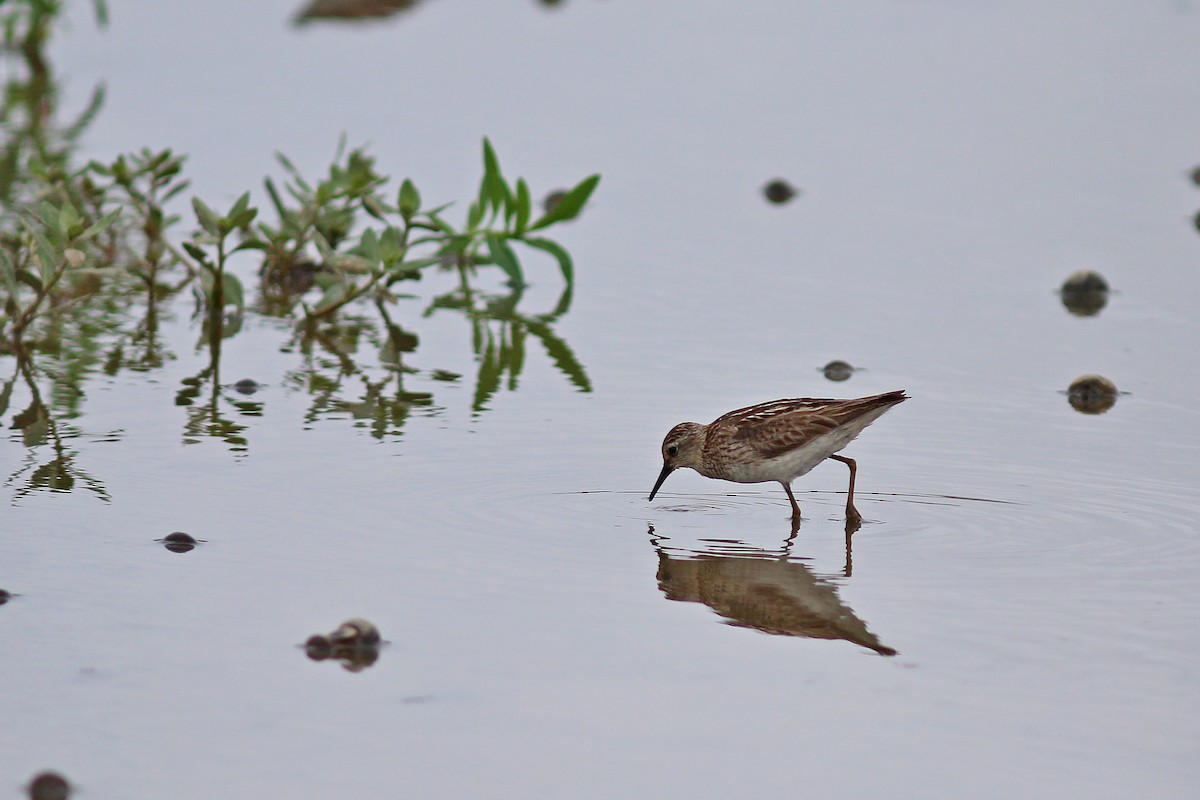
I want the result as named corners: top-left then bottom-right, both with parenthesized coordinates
top-left (3, 1), bottom-right (1200, 797)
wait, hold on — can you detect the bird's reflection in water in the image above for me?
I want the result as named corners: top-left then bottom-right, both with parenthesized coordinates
top-left (650, 523), bottom-right (896, 656)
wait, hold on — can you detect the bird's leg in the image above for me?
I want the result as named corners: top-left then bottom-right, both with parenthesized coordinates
top-left (829, 454), bottom-right (862, 525)
top-left (781, 482), bottom-right (802, 520)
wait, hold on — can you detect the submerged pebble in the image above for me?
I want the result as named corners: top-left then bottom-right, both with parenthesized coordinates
top-left (233, 378), bottom-right (261, 395)
top-left (28, 772), bottom-right (70, 800)
top-left (1059, 270), bottom-right (1109, 316)
top-left (762, 179), bottom-right (798, 205)
top-left (330, 618), bottom-right (381, 647)
top-left (305, 634), bottom-right (333, 660)
top-left (543, 189), bottom-right (567, 214)
top-left (821, 360), bottom-right (856, 382)
top-left (1067, 374), bottom-right (1119, 414)
top-left (159, 531), bottom-right (200, 553)
top-left (305, 619), bottom-right (382, 671)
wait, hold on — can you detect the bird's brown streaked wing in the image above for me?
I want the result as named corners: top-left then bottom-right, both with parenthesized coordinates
top-left (730, 392), bottom-right (907, 460)
top-left (735, 411), bottom-right (845, 459)
top-left (713, 397), bottom-right (842, 427)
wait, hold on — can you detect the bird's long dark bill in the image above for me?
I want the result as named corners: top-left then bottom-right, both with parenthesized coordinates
top-left (648, 464), bottom-right (674, 502)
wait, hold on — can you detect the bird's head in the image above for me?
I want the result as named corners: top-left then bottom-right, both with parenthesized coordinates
top-left (649, 422), bottom-right (705, 502)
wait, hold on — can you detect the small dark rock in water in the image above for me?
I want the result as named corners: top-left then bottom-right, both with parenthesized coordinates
top-left (233, 378), bottom-right (261, 395)
top-left (0, 588), bottom-right (12, 605)
top-left (762, 179), bottom-right (798, 205)
top-left (1059, 269), bottom-right (1109, 316)
top-left (821, 360), bottom-right (856, 382)
top-left (1067, 374), bottom-right (1119, 414)
top-left (305, 634), bottom-right (333, 660)
top-left (1190, 164), bottom-right (1200, 187)
top-left (28, 772), bottom-right (70, 800)
top-left (306, 620), bottom-right (382, 671)
top-left (330, 618), bottom-right (381, 647)
top-left (543, 189), bottom-right (567, 214)
top-left (159, 531), bottom-right (200, 553)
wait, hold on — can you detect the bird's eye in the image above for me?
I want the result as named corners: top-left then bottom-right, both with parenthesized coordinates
top-left (667, 444), bottom-right (678, 457)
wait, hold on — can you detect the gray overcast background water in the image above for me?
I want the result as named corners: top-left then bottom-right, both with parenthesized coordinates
top-left (3, 1), bottom-right (1200, 797)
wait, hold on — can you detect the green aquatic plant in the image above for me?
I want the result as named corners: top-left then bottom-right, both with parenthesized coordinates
top-left (1, 198), bottom-right (120, 340)
top-left (182, 192), bottom-right (257, 317)
top-left (249, 138), bottom-right (598, 322)
top-left (87, 148), bottom-right (194, 288)
top-left (0, 0), bottom-right (600, 470)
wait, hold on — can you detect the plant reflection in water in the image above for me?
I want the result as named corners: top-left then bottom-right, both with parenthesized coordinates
top-left (4, 342), bottom-right (110, 502)
top-left (425, 263), bottom-right (590, 416)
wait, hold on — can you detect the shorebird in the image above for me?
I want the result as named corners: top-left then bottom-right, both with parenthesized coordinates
top-left (649, 390), bottom-right (907, 522)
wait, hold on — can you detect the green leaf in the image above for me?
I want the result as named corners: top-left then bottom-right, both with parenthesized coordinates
top-left (0, 249), bottom-right (20, 297)
top-left (425, 211), bottom-right (456, 235)
top-left (58, 203), bottom-right (81, 235)
top-left (522, 236), bottom-right (573, 286)
top-left (229, 206), bottom-right (258, 230)
top-left (312, 280), bottom-right (349, 315)
top-left (264, 178), bottom-right (289, 220)
top-left (359, 227), bottom-right (381, 265)
top-left (77, 208), bottom-right (122, 241)
top-left (379, 225), bottom-right (406, 264)
top-left (313, 231), bottom-right (336, 265)
top-left (500, 180), bottom-right (515, 223)
top-left (27, 223), bottom-right (59, 285)
top-left (15, 269), bottom-right (43, 294)
top-left (528, 174), bottom-right (600, 231)
top-left (332, 253), bottom-right (376, 273)
top-left (39, 202), bottom-right (62, 236)
top-left (466, 201), bottom-right (483, 231)
top-left (362, 194), bottom-right (391, 221)
top-left (514, 178), bottom-right (531, 235)
top-left (487, 233), bottom-right (524, 287)
top-left (110, 155), bottom-right (129, 182)
top-left (192, 197), bottom-right (220, 237)
top-left (395, 257), bottom-right (441, 271)
top-left (275, 151), bottom-right (300, 177)
top-left (481, 138), bottom-right (504, 212)
top-left (162, 180), bottom-right (191, 203)
top-left (223, 272), bottom-right (245, 311)
top-left (228, 191), bottom-right (250, 220)
top-left (182, 241), bottom-right (213, 268)
top-left (398, 179), bottom-right (420, 219)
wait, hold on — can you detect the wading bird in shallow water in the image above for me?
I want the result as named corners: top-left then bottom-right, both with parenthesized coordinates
top-left (649, 390), bottom-right (908, 523)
